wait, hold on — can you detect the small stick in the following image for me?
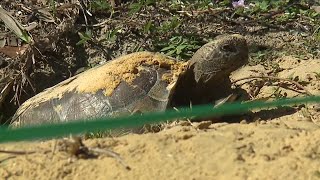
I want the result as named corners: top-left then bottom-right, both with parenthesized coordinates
top-left (89, 148), bottom-right (131, 170)
top-left (21, 71), bottom-right (36, 93)
top-left (232, 75), bottom-right (313, 96)
top-left (0, 149), bottom-right (35, 155)
top-left (0, 156), bottom-right (16, 163)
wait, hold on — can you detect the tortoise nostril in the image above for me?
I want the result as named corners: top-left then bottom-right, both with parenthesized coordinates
top-left (221, 44), bottom-right (237, 53)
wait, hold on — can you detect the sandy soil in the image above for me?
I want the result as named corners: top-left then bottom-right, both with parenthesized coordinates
top-left (1, 56), bottom-right (320, 179)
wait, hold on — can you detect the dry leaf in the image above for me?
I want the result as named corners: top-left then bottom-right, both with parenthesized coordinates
top-left (37, 8), bottom-right (55, 23)
top-left (0, 33), bottom-right (6, 48)
top-left (24, 22), bottom-right (38, 31)
top-left (0, 44), bottom-right (29, 58)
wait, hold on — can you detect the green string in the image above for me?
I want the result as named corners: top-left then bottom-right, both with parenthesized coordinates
top-left (0, 96), bottom-right (319, 143)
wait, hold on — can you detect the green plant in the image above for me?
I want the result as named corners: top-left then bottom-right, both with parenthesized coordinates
top-left (76, 29), bottom-right (92, 45)
top-left (256, 1), bottom-right (269, 12)
top-left (143, 20), bottom-right (155, 34)
top-left (218, 0), bottom-right (230, 6)
top-left (103, 28), bottom-right (119, 42)
top-left (0, 7), bottom-right (33, 43)
top-left (129, 0), bottom-right (156, 15)
top-left (90, 0), bottom-right (112, 12)
top-left (169, 0), bottom-right (213, 10)
top-left (158, 16), bottom-right (181, 33)
top-left (156, 36), bottom-right (201, 60)
top-left (240, 0), bottom-right (287, 17)
top-left (313, 26), bottom-right (320, 41)
top-left (48, 0), bottom-right (57, 18)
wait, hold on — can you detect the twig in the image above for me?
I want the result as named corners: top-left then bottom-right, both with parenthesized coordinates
top-left (0, 156), bottom-right (16, 163)
top-left (21, 71), bottom-right (36, 93)
top-left (78, 0), bottom-right (89, 26)
top-left (89, 148), bottom-right (131, 170)
top-left (232, 75), bottom-right (313, 96)
top-left (92, 19), bottom-right (112, 27)
top-left (0, 149), bottom-right (36, 155)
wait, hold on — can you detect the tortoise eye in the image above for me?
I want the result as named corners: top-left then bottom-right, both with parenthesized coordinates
top-left (221, 44), bottom-right (237, 53)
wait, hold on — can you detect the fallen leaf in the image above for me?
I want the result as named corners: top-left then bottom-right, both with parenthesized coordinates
top-left (0, 44), bottom-right (29, 58)
top-left (36, 8), bottom-right (55, 23)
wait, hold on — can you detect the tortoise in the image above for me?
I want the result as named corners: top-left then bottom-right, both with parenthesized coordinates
top-left (10, 34), bottom-right (248, 127)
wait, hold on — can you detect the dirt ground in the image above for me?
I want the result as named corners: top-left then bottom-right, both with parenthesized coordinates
top-left (1, 1), bottom-right (320, 179)
top-left (2, 56), bottom-right (320, 179)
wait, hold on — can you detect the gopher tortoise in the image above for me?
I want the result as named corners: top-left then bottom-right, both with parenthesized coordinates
top-left (11, 34), bottom-right (248, 127)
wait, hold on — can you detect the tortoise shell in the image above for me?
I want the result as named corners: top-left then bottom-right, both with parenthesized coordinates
top-left (11, 52), bottom-right (187, 127)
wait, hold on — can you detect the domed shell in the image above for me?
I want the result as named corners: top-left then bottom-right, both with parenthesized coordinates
top-left (11, 52), bottom-right (187, 127)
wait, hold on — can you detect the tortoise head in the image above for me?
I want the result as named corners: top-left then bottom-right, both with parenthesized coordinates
top-left (188, 34), bottom-right (248, 84)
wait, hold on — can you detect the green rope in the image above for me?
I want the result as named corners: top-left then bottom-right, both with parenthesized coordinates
top-left (0, 96), bottom-right (319, 143)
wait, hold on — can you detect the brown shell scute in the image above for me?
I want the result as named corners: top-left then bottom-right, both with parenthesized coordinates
top-left (13, 52), bottom-right (187, 120)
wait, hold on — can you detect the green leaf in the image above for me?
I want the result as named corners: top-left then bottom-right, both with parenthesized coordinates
top-left (76, 30), bottom-right (92, 45)
top-left (90, 0), bottom-right (112, 11)
top-left (176, 45), bottom-right (187, 54)
top-left (104, 28), bottom-right (119, 42)
top-left (145, 0), bottom-right (156, 6)
top-left (129, 3), bottom-right (142, 15)
top-left (0, 7), bottom-right (33, 43)
top-left (160, 45), bottom-right (174, 52)
top-left (259, 1), bottom-right (269, 11)
top-left (143, 21), bottom-right (153, 34)
top-left (166, 49), bottom-right (177, 56)
top-left (76, 39), bottom-right (87, 45)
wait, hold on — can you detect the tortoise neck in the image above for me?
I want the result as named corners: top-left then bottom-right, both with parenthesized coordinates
top-left (169, 66), bottom-right (233, 108)
top-left (168, 67), bottom-right (197, 108)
